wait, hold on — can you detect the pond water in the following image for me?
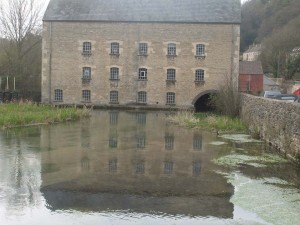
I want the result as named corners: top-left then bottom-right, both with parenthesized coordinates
top-left (0, 111), bottom-right (299, 225)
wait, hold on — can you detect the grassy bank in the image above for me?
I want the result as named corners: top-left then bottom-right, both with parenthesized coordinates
top-left (0, 103), bottom-right (91, 128)
top-left (167, 111), bottom-right (247, 133)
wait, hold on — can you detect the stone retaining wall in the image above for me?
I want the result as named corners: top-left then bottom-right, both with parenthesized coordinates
top-left (240, 94), bottom-right (300, 164)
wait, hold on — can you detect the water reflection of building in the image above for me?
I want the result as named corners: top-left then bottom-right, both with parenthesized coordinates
top-left (40, 111), bottom-right (234, 217)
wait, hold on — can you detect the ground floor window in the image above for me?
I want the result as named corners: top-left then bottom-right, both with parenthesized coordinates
top-left (82, 90), bottom-right (91, 102)
top-left (137, 91), bottom-right (147, 103)
top-left (166, 92), bottom-right (175, 105)
top-left (110, 91), bottom-right (119, 103)
top-left (54, 89), bottom-right (63, 102)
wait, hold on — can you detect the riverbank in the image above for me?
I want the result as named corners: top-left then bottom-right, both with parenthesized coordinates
top-left (167, 111), bottom-right (247, 133)
top-left (0, 103), bottom-right (91, 128)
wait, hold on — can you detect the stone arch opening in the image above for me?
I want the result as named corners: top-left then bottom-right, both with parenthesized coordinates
top-left (192, 90), bottom-right (218, 112)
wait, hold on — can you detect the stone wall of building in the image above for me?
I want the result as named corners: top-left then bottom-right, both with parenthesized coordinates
top-left (42, 21), bottom-right (240, 108)
top-left (240, 94), bottom-right (300, 163)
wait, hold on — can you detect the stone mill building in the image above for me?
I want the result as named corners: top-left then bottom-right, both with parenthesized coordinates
top-left (42, 0), bottom-right (241, 109)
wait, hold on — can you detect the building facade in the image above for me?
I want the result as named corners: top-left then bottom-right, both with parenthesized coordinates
top-left (242, 44), bottom-right (261, 62)
top-left (239, 61), bottom-right (263, 95)
top-left (42, 0), bottom-right (241, 109)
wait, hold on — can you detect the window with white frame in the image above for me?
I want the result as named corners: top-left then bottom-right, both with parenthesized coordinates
top-left (196, 44), bottom-right (205, 56)
top-left (137, 91), bottom-right (147, 103)
top-left (167, 69), bottom-right (176, 81)
top-left (195, 69), bottom-right (205, 82)
top-left (82, 67), bottom-right (91, 80)
top-left (111, 42), bottom-right (119, 54)
top-left (54, 89), bottom-right (63, 102)
top-left (139, 43), bottom-right (148, 55)
top-left (82, 90), bottom-right (91, 102)
top-left (166, 92), bottom-right (175, 105)
top-left (83, 42), bottom-right (91, 55)
top-left (110, 67), bottom-right (119, 80)
top-left (110, 91), bottom-right (119, 103)
top-left (167, 43), bottom-right (176, 55)
top-left (138, 68), bottom-right (147, 80)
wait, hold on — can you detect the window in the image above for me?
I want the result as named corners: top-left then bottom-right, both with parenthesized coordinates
top-left (111, 42), bottom-right (119, 55)
top-left (82, 90), bottom-right (91, 102)
top-left (138, 68), bottom-right (147, 80)
top-left (110, 67), bottom-right (119, 80)
top-left (82, 67), bottom-right (91, 80)
top-left (110, 91), bottom-right (119, 103)
top-left (196, 44), bottom-right (205, 56)
top-left (195, 69), bottom-right (205, 82)
top-left (139, 43), bottom-right (148, 55)
top-left (167, 69), bottom-right (176, 81)
top-left (166, 92), bottom-right (175, 105)
top-left (83, 42), bottom-right (91, 55)
top-left (167, 43), bottom-right (176, 56)
top-left (137, 91), bottom-right (147, 103)
top-left (54, 89), bottom-right (63, 102)
top-left (136, 112), bottom-right (146, 125)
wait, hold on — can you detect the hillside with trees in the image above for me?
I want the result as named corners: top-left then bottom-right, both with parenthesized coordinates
top-left (241, 0), bottom-right (300, 79)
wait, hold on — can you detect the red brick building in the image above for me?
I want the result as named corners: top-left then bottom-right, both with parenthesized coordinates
top-left (239, 61), bottom-right (263, 95)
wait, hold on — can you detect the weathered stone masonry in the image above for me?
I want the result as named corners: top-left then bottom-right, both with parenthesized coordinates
top-left (241, 94), bottom-right (300, 164)
top-left (42, 0), bottom-right (241, 109)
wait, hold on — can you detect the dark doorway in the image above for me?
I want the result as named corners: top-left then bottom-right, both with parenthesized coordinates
top-left (194, 93), bottom-right (215, 112)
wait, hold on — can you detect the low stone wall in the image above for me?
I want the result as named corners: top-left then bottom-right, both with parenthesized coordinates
top-left (240, 94), bottom-right (300, 164)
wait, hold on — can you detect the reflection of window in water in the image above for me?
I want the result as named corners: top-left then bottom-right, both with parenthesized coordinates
top-left (193, 160), bottom-right (201, 176)
top-left (81, 124), bottom-right (91, 148)
top-left (109, 134), bottom-right (118, 148)
top-left (109, 111), bottom-right (119, 125)
top-left (136, 161), bottom-right (145, 174)
top-left (164, 161), bottom-right (173, 175)
top-left (109, 159), bottom-right (117, 173)
top-left (136, 133), bottom-right (146, 149)
top-left (136, 113), bottom-right (146, 125)
top-left (165, 133), bottom-right (174, 150)
top-left (193, 133), bottom-right (202, 150)
top-left (81, 156), bottom-right (90, 171)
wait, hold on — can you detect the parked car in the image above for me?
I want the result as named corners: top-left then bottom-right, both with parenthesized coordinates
top-left (260, 91), bottom-right (281, 98)
top-left (273, 94), bottom-right (299, 102)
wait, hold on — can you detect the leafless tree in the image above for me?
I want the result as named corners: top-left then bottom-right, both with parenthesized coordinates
top-left (0, 0), bottom-right (42, 60)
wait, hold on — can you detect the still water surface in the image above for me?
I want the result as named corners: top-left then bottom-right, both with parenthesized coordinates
top-left (0, 111), bottom-right (299, 225)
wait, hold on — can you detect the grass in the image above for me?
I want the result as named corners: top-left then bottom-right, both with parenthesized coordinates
top-left (0, 102), bottom-right (91, 128)
top-left (167, 110), bottom-right (247, 133)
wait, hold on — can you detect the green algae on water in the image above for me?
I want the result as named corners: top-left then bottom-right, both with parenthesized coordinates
top-left (213, 153), bottom-right (287, 168)
top-left (220, 134), bottom-right (262, 143)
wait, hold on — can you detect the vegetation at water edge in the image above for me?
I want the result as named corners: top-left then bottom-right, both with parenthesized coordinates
top-left (167, 110), bottom-right (247, 133)
top-left (0, 103), bottom-right (91, 128)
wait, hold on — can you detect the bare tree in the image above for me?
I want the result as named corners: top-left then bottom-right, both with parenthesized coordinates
top-left (0, 0), bottom-right (43, 99)
top-left (0, 0), bottom-right (42, 60)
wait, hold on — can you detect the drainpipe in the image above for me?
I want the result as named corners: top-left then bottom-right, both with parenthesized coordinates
top-left (49, 22), bottom-right (53, 103)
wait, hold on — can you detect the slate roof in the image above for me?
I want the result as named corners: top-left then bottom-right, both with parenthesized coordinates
top-left (43, 0), bottom-right (241, 24)
top-left (244, 44), bottom-right (262, 53)
top-left (239, 61), bottom-right (263, 75)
